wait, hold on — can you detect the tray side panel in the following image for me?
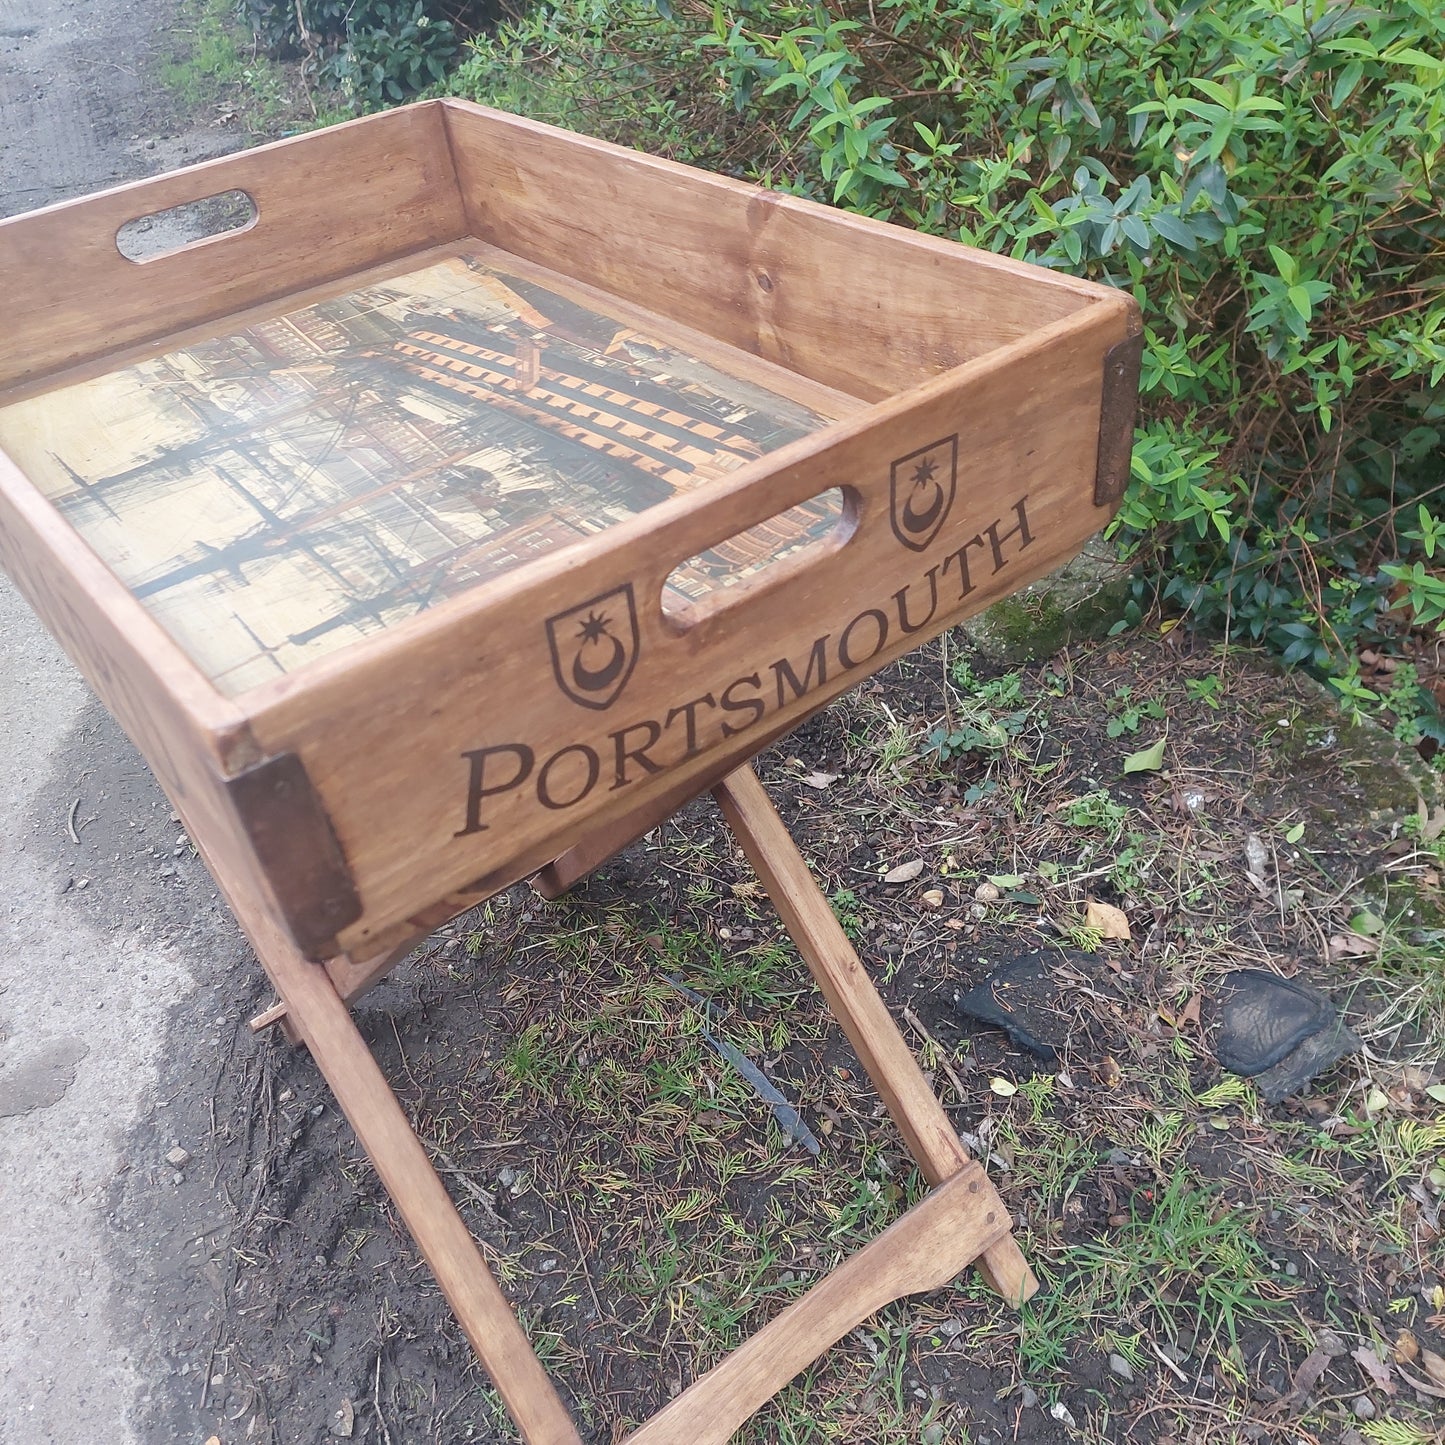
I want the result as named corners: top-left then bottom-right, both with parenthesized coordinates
top-left (440, 100), bottom-right (1100, 403)
top-left (0, 451), bottom-right (344, 950)
top-left (0, 104), bottom-right (466, 390)
top-left (243, 297), bottom-right (1137, 957)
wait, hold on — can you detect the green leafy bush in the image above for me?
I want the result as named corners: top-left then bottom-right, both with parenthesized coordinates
top-left (451, 0), bottom-right (1444, 743)
top-left (242, 0), bottom-right (487, 104)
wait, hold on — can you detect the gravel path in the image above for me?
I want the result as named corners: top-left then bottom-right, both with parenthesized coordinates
top-left (0, 4), bottom-right (251, 1441)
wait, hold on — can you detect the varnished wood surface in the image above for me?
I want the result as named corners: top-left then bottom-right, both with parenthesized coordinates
top-left (0, 97), bottom-right (1139, 963)
top-left (623, 1163), bottom-right (1007, 1445)
top-left (442, 100), bottom-right (1103, 401)
top-left (0, 105), bottom-right (465, 391)
top-left (714, 764), bottom-right (1037, 1306)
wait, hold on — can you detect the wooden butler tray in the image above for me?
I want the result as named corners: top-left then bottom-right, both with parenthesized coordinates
top-left (0, 100), bottom-right (1141, 1443)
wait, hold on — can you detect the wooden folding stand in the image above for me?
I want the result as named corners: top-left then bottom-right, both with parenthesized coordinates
top-left (250, 760), bottom-right (1031, 1445)
top-left (0, 98), bottom-right (1140, 1443)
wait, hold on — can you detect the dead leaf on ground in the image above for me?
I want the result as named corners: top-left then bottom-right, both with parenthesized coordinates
top-left (1421, 1346), bottom-right (1445, 1388)
top-left (1178, 993), bottom-right (1202, 1028)
top-left (1418, 798), bottom-right (1445, 844)
top-left (1244, 831), bottom-right (1270, 880)
top-left (802, 770), bottom-right (839, 789)
top-left (1281, 1346), bottom-right (1334, 1410)
top-left (883, 858), bottom-right (925, 884)
top-left (1397, 1363), bottom-right (1445, 1400)
top-left (1096, 1055), bottom-right (1123, 1088)
top-left (920, 888), bottom-right (945, 909)
top-left (1352, 1345), bottom-right (1397, 1395)
top-left (1329, 932), bottom-right (1381, 960)
top-left (1085, 898), bottom-right (1131, 941)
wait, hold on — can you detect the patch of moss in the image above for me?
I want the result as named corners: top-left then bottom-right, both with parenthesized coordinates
top-left (960, 537), bottom-right (1130, 664)
top-left (1264, 681), bottom-right (1440, 828)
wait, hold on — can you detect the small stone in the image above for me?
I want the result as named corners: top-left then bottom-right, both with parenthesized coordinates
top-left (1019, 1385), bottom-right (1038, 1409)
top-left (1318, 1330), bottom-right (1347, 1358)
top-left (974, 882), bottom-right (1002, 903)
top-left (165, 1146), bottom-right (190, 1168)
top-left (1108, 1353), bottom-right (1135, 1382)
top-left (1352, 1397), bottom-right (1376, 1421)
top-left (539, 1257), bottom-right (558, 1271)
top-left (1284, 1261), bottom-right (1298, 1277)
top-left (330, 1397), bottom-right (355, 1437)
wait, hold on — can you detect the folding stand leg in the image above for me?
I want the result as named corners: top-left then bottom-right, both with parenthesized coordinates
top-left (712, 764), bottom-right (1038, 1306)
top-left (248, 914), bottom-right (584, 1445)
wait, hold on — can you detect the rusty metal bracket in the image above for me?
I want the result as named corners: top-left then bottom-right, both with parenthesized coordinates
top-left (226, 753), bottom-right (361, 959)
top-left (1093, 331), bottom-right (1144, 508)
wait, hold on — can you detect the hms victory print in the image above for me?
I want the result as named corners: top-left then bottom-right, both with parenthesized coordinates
top-left (0, 250), bottom-right (839, 696)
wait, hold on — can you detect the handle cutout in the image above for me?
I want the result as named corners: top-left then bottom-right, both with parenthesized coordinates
top-left (116, 189), bottom-right (258, 262)
top-left (662, 487), bottom-right (850, 621)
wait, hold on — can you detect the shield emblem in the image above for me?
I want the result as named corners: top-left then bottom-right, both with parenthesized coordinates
top-left (889, 435), bottom-right (958, 552)
top-left (545, 583), bottom-right (641, 710)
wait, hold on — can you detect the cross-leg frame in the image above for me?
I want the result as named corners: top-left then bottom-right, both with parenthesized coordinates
top-left (248, 761), bottom-right (1035, 1443)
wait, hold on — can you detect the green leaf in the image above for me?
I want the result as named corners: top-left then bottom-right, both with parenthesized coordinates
top-left (1331, 59), bottom-right (1365, 108)
top-left (1288, 284), bottom-right (1314, 321)
top-left (1123, 738), bottom-right (1166, 773)
top-left (1150, 212), bottom-right (1197, 249)
top-left (1350, 908), bottom-right (1386, 937)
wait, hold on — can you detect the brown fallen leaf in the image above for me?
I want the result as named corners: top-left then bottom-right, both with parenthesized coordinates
top-left (1085, 898), bottom-right (1131, 941)
top-left (1178, 992), bottom-right (1202, 1028)
top-left (1397, 1363), bottom-right (1445, 1400)
top-left (920, 888), bottom-right (945, 909)
top-left (1329, 932), bottom-right (1381, 961)
top-left (883, 858), bottom-right (925, 884)
top-left (1421, 1345), bottom-right (1445, 1388)
top-left (1096, 1055), bottom-right (1123, 1088)
top-left (1278, 1346), bottom-right (1333, 1412)
top-left (802, 770), bottom-right (839, 789)
top-left (1352, 1345), bottom-right (1397, 1395)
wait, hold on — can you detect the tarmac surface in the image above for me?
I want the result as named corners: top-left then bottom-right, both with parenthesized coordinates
top-left (0, 2), bottom-right (247, 1439)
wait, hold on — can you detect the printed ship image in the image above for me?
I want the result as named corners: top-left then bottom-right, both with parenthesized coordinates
top-left (0, 253), bottom-right (839, 695)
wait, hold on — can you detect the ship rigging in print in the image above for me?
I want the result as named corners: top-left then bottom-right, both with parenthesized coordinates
top-left (0, 252), bottom-right (840, 696)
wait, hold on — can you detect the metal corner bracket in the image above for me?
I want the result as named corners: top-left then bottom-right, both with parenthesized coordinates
top-left (225, 752), bottom-right (362, 959)
top-left (1093, 331), bottom-right (1145, 509)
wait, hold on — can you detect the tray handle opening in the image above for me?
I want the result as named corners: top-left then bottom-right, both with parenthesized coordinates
top-left (115, 189), bottom-right (259, 263)
top-left (661, 486), bottom-right (856, 629)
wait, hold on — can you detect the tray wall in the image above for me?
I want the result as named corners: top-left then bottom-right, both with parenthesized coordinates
top-left (441, 100), bottom-right (1104, 403)
top-left (242, 298), bottom-right (1136, 957)
top-left (0, 104), bottom-right (466, 390)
